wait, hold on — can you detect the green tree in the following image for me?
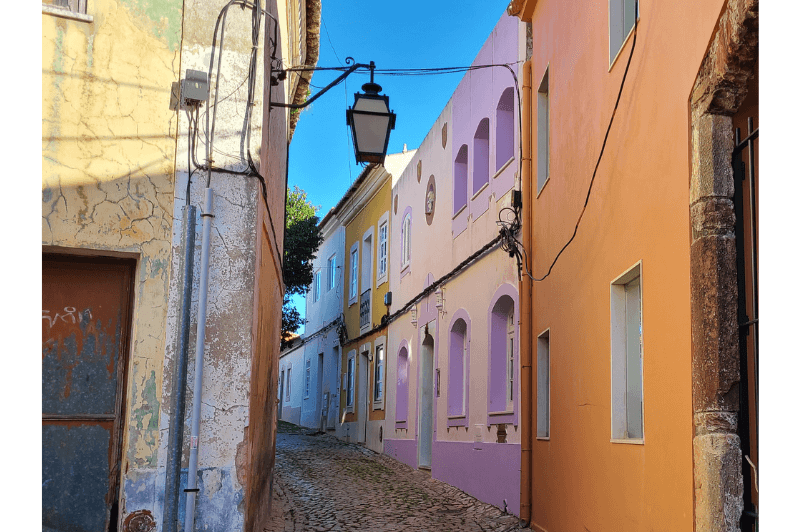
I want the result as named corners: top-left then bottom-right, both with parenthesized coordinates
top-left (282, 186), bottom-right (323, 348)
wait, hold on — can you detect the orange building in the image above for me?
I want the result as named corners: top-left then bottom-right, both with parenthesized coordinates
top-left (508, 0), bottom-right (758, 530)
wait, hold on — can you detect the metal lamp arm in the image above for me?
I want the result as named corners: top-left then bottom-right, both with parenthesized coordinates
top-left (270, 61), bottom-right (373, 110)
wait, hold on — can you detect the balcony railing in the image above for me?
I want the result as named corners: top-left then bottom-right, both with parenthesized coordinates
top-left (359, 289), bottom-right (371, 330)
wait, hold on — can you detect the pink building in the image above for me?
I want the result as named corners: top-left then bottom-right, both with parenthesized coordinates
top-left (383, 13), bottom-right (526, 515)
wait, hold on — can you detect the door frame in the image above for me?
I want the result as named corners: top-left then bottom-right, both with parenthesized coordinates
top-left (42, 251), bottom-right (137, 532)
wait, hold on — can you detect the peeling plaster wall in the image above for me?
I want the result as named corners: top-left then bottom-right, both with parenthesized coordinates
top-left (42, 0), bottom-right (183, 527)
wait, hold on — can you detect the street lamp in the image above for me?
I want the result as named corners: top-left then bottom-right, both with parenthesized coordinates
top-left (347, 71), bottom-right (396, 165)
top-left (270, 59), bottom-right (396, 166)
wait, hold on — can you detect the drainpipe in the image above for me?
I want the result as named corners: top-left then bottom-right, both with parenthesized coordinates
top-left (184, 186), bottom-right (215, 531)
top-left (163, 204), bottom-right (197, 532)
top-left (519, 59), bottom-right (534, 527)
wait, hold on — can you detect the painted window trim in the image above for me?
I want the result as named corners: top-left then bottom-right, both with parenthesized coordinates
top-left (42, 4), bottom-right (93, 23)
top-left (361, 226), bottom-right (375, 296)
top-left (536, 65), bottom-right (551, 198)
top-left (493, 157), bottom-right (515, 180)
top-left (372, 336), bottom-right (387, 410)
top-left (376, 211), bottom-right (390, 287)
top-left (395, 340), bottom-right (410, 428)
top-left (486, 283), bottom-right (519, 426)
top-left (346, 350), bottom-right (356, 413)
top-left (400, 206), bottom-right (413, 271)
top-left (471, 180), bottom-right (490, 201)
top-left (536, 328), bottom-right (551, 440)
top-left (610, 260), bottom-right (645, 443)
top-left (313, 269), bottom-right (321, 303)
top-left (286, 364), bottom-right (292, 401)
top-left (304, 357), bottom-right (311, 398)
top-left (328, 253), bottom-right (337, 291)
top-left (447, 310), bottom-right (471, 428)
top-left (348, 242), bottom-right (359, 306)
top-left (608, 0), bottom-right (640, 71)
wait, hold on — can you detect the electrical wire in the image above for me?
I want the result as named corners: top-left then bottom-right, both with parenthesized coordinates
top-left (504, 18), bottom-right (640, 283)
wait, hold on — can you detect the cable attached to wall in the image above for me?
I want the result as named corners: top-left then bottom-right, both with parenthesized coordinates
top-left (500, 17), bottom-right (640, 283)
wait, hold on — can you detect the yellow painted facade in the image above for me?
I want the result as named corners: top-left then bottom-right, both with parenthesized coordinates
top-left (42, 0), bottom-right (182, 470)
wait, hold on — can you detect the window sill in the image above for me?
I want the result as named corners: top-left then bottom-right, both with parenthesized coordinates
top-left (536, 436), bottom-right (550, 441)
top-left (348, 296), bottom-right (357, 307)
top-left (376, 274), bottom-right (388, 288)
top-left (610, 438), bottom-right (644, 445)
top-left (447, 415), bottom-right (467, 427)
top-left (488, 410), bottom-right (514, 416)
top-left (471, 181), bottom-right (489, 201)
top-left (493, 157), bottom-right (514, 179)
top-left (42, 5), bottom-right (93, 23)
top-left (452, 204), bottom-right (467, 220)
top-left (372, 402), bottom-right (384, 411)
top-left (536, 176), bottom-right (550, 199)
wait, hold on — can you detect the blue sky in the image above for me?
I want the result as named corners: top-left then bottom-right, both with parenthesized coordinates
top-left (288, 0), bottom-right (514, 332)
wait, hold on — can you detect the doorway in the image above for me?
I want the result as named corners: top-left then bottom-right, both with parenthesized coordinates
top-left (357, 350), bottom-right (369, 443)
top-left (42, 254), bottom-right (135, 532)
top-left (418, 331), bottom-right (435, 469)
top-left (316, 353), bottom-right (325, 431)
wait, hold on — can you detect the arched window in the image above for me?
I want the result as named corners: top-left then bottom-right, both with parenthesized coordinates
top-left (489, 293), bottom-right (516, 415)
top-left (395, 345), bottom-right (409, 424)
top-left (496, 87), bottom-right (515, 170)
top-left (401, 212), bottom-right (411, 267)
top-left (453, 144), bottom-right (468, 215)
top-left (473, 118), bottom-right (490, 195)
top-left (448, 317), bottom-right (468, 418)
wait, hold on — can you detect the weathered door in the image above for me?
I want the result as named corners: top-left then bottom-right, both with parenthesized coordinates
top-left (42, 255), bottom-right (135, 532)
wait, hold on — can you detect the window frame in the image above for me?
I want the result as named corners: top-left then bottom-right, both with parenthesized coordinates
top-left (346, 350), bottom-right (356, 412)
top-left (395, 342), bottom-right (410, 428)
top-left (373, 336), bottom-right (386, 409)
top-left (313, 269), bottom-right (321, 303)
top-left (537, 66), bottom-right (550, 196)
top-left (42, 1), bottom-right (93, 23)
top-left (447, 311), bottom-right (470, 427)
top-left (349, 242), bottom-right (359, 305)
top-left (487, 286), bottom-right (519, 426)
top-left (286, 366), bottom-right (292, 401)
top-left (377, 211), bottom-right (390, 286)
top-left (610, 261), bottom-right (644, 444)
top-left (304, 358), bottom-right (311, 398)
top-left (328, 254), bottom-right (336, 291)
top-left (537, 329), bottom-right (551, 439)
top-left (401, 211), bottom-right (412, 270)
top-left (609, 0), bottom-right (639, 69)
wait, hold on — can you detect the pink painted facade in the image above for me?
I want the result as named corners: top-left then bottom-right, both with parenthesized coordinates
top-left (384, 13), bottom-right (526, 515)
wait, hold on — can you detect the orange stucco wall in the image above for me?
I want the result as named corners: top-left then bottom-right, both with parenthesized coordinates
top-left (518, 1), bottom-right (727, 530)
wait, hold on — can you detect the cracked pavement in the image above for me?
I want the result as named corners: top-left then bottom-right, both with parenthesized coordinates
top-left (265, 424), bottom-right (525, 532)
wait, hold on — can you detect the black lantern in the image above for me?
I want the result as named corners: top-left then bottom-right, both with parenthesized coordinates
top-left (346, 79), bottom-right (396, 165)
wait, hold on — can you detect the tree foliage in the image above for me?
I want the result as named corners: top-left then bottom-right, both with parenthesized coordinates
top-left (281, 186), bottom-right (323, 348)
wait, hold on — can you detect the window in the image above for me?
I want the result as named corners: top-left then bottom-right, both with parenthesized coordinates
top-left (361, 232), bottom-right (373, 294)
top-left (537, 330), bottom-right (550, 438)
top-left (401, 213), bottom-right (411, 267)
top-left (313, 270), bottom-right (321, 302)
top-left (611, 263), bottom-right (643, 441)
top-left (537, 68), bottom-right (550, 194)
top-left (346, 352), bottom-right (356, 411)
top-left (373, 343), bottom-right (385, 405)
top-left (496, 88), bottom-right (515, 171)
top-left (43, 0), bottom-right (87, 15)
top-left (286, 367), bottom-right (292, 401)
top-left (328, 255), bottom-right (336, 291)
top-left (506, 309), bottom-right (515, 410)
top-left (378, 222), bottom-right (388, 279)
top-left (454, 145), bottom-right (469, 215)
top-left (489, 292), bottom-right (516, 419)
top-left (448, 318), bottom-right (468, 418)
top-left (473, 118), bottom-right (490, 196)
top-left (304, 358), bottom-right (311, 398)
top-left (609, 0), bottom-right (638, 65)
top-left (349, 244), bottom-right (359, 302)
top-left (395, 346), bottom-right (409, 423)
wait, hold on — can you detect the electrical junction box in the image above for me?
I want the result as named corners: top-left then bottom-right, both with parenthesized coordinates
top-left (169, 82), bottom-right (190, 111)
top-left (181, 69), bottom-right (209, 104)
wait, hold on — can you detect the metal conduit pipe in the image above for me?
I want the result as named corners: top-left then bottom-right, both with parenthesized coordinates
top-left (163, 205), bottom-right (197, 532)
top-left (184, 187), bottom-right (215, 531)
top-left (518, 59), bottom-right (534, 527)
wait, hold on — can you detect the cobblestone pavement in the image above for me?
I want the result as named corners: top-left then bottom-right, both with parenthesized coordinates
top-left (265, 423), bottom-right (525, 532)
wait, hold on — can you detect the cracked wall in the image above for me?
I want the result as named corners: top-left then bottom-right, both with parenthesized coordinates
top-left (42, 0), bottom-right (183, 525)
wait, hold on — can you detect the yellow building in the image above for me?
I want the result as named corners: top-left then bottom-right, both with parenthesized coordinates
top-left (337, 150), bottom-right (414, 451)
top-left (42, 1), bottom-right (320, 530)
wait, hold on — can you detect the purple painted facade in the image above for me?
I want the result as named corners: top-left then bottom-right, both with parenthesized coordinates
top-left (385, 12), bottom-right (524, 517)
top-left (432, 441), bottom-right (521, 514)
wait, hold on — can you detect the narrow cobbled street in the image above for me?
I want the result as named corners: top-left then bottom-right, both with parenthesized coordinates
top-left (265, 423), bottom-right (523, 532)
